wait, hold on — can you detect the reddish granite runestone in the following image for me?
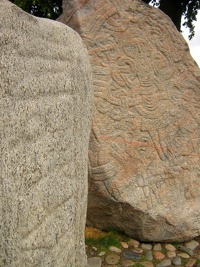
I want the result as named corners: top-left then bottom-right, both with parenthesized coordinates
top-left (59, 0), bottom-right (200, 242)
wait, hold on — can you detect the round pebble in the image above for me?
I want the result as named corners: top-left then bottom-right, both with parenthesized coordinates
top-left (132, 248), bottom-right (143, 254)
top-left (153, 244), bottom-right (162, 251)
top-left (142, 243), bottom-right (153, 250)
top-left (122, 259), bottom-right (135, 266)
top-left (172, 256), bottom-right (182, 266)
top-left (177, 252), bottom-right (190, 259)
top-left (154, 251), bottom-right (165, 260)
top-left (166, 251), bottom-right (176, 258)
top-left (87, 257), bottom-right (102, 267)
top-left (145, 251), bottom-right (153, 261)
top-left (105, 254), bottom-right (120, 265)
top-left (121, 242), bottom-right (129, 249)
top-left (109, 246), bottom-right (122, 253)
top-left (128, 239), bottom-right (140, 248)
top-left (165, 244), bottom-right (176, 251)
top-left (123, 251), bottom-right (141, 260)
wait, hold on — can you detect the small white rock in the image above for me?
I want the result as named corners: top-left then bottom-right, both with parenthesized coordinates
top-left (121, 242), bottom-right (129, 249)
top-left (98, 251), bottom-right (105, 256)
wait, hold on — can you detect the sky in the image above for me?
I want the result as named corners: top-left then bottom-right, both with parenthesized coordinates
top-left (182, 12), bottom-right (200, 67)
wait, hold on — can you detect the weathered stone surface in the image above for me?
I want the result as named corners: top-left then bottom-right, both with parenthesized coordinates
top-left (0, 1), bottom-right (92, 266)
top-left (59, 0), bottom-right (200, 242)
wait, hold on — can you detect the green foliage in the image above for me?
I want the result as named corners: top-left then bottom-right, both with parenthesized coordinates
top-left (10, 0), bottom-right (62, 19)
top-left (10, 0), bottom-right (200, 39)
top-left (183, 0), bottom-right (200, 39)
top-left (144, 0), bottom-right (200, 39)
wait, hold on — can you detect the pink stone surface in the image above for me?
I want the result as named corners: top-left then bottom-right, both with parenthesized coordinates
top-left (58, 0), bottom-right (200, 242)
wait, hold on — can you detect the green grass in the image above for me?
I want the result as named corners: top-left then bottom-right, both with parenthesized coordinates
top-left (106, 227), bottom-right (131, 242)
top-left (85, 227), bottom-right (132, 252)
top-left (85, 231), bottom-right (122, 251)
top-left (181, 258), bottom-right (189, 265)
top-left (196, 259), bottom-right (200, 264)
top-left (85, 227), bottom-right (197, 267)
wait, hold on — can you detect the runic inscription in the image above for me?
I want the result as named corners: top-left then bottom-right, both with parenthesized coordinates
top-left (59, 0), bottom-right (200, 242)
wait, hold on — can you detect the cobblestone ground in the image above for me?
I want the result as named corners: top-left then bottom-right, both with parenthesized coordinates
top-left (86, 228), bottom-right (200, 267)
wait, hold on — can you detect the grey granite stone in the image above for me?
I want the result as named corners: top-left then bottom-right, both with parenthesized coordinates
top-left (0, 1), bottom-right (92, 266)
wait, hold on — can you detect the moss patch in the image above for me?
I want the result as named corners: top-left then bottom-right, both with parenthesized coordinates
top-left (85, 228), bottom-right (122, 251)
top-left (196, 259), bottom-right (200, 264)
